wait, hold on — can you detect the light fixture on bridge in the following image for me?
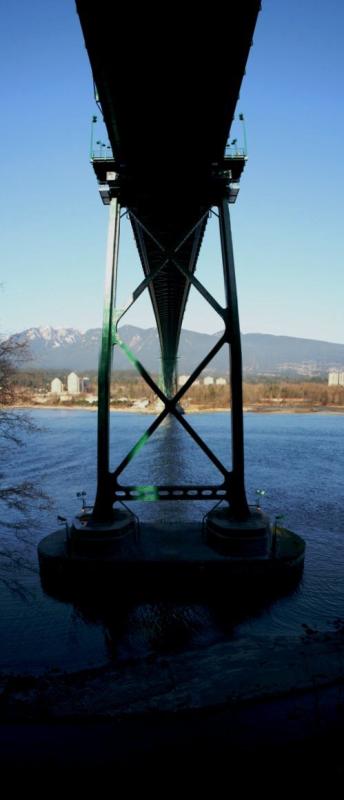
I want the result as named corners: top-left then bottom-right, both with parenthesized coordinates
top-left (99, 171), bottom-right (119, 204)
top-left (228, 183), bottom-right (240, 203)
top-left (99, 184), bottom-right (111, 204)
top-left (89, 116), bottom-right (98, 160)
top-left (239, 112), bottom-right (248, 155)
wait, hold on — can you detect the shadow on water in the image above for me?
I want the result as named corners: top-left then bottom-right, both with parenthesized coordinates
top-left (39, 415), bottom-right (304, 664)
top-left (3, 410), bottom-right (343, 674)
top-left (40, 574), bottom-right (303, 664)
top-left (122, 413), bottom-right (221, 523)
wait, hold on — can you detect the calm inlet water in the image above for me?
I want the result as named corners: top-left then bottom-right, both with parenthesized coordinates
top-left (1, 409), bottom-right (343, 674)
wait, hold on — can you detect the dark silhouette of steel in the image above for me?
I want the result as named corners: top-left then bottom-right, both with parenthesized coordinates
top-left (219, 198), bottom-right (249, 518)
top-left (94, 198), bottom-right (120, 519)
top-left (75, 1), bottom-right (261, 524)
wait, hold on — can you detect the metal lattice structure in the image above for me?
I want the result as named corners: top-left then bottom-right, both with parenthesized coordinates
top-left (75, 1), bottom-right (261, 524)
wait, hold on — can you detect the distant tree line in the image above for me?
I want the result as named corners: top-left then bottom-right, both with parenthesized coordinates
top-left (242, 382), bottom-right (344, 406)
top-left (8, 370), bottom-right (344, 409)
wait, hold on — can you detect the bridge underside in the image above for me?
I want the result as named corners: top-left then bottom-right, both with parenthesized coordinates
top-left (76, 1), bottom-right (260, 393)
top-left (38, 4), bottom-right (306, 593)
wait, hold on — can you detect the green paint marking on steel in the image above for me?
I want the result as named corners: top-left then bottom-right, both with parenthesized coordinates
top-left (134, 485), bottom-right (159, 502)
top-left (113, 308), bottom-right (125, 329)
top-left (114, 333), bottom-right (142, 369)
top-left (117, 430), bottom-right (157, 479)
top-left (116, 440), bottom-right (159, 499)
top-left (128, 431), bottom-right (150, 462)
top-left (117, 325), bottom-right (176, 397)
top-left (114, 314), bottom-right (176, 398)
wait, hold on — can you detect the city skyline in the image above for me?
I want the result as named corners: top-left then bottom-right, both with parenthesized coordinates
top-left (1, 0), bottom-right (344, 343)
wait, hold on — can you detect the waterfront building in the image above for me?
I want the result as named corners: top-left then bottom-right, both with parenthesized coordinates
top-left (67, 372), bottom-right (81, 394)
top-left (177, 374), bottom-right (190, 386)
top-left (204, 376), bottom-right (214, 385)
top-left (328, 370), bottom-right (344, 387)
top-left (82, 376), bottom-right (91, 392)
top-left (51, 377), bottom-right (63, 394)
top-left (215, 377), bottom-right (227, 385)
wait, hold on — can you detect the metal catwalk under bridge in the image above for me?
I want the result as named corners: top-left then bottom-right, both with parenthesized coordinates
top-left (75, 1), bottom-right (261, 523)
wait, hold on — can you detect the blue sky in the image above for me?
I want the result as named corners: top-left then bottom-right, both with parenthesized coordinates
top-left (1, 0), bottom-right (343, 343)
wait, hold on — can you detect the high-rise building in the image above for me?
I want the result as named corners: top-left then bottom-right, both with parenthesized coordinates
top-left (177, 374), bottom-right (190, 386)
top-left (67, 372), bottom-right (81, 394)
top-left (82, 376), bottom-right (91, 392)
top-left (328, 370), bottom-right (344, 386)
top-left (51, 377), bottom-right (63, 394)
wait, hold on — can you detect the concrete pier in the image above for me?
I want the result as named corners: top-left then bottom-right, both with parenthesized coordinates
top-left (38, 518), bottom-right (305, 598)
top-left (205, 507), bottom-right (271, 556)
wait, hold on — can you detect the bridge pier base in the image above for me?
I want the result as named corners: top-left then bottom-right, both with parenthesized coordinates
top-left (38, 521), bottom-right (305, 600)
top-left (204, 507), bottom-right (271, 557)
top-left (69, 510), bottom-right (138, 557)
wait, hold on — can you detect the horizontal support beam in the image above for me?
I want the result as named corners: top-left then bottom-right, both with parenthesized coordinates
top-left (112, 483), bottom-right (230, 502)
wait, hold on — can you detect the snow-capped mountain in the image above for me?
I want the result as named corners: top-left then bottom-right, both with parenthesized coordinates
top-left (25, 326), bottom-right (83, 348)
top-left (9, 326), bottom-right (161, 371)
top-left (7, 326), bottom-right (344, 376)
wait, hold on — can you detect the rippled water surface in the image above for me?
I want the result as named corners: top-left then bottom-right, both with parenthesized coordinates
top-left (1, 409), bottom-right (343, 673)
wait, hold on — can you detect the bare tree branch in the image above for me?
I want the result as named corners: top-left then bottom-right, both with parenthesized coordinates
top-left (0, 479), bottom-right (51, 513)
top-left (0, 331), bottom-right (52, 528)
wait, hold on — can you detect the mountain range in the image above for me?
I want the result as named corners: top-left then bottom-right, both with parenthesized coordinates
top-left (8, 325), bottom-right (344, 377)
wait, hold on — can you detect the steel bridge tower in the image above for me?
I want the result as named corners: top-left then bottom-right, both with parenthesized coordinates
top-left (74, 1), bottom-right (269, 552)
top-left (38, 2), bottom-right (305, 592)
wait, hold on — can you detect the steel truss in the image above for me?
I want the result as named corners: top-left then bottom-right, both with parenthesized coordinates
top-left (92, 195), bottom-right (249, 523)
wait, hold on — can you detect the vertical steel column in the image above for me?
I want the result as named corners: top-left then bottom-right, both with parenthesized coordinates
top-left (218, 197), bottom-right (249, 519)
top-left (93, 197), bottom-right (121, 522)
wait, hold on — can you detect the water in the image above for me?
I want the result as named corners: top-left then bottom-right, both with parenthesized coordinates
top-left (1, 409), bottom-right (343, 674)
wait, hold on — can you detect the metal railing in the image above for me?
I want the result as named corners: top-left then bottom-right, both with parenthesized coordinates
top-left (90, 114), bottom-right (114, 160)
top-left (225, 145), bottom-right (246, 158)
top-left (91, 142), bottom-right (114, 160)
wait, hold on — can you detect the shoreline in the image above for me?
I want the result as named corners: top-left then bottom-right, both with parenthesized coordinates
top-left (1, 618), bottom-right (343, 776)
top-left (10, 403), bottom-right (344, 415)
top-left (1, 626), bottom-right (343, 723)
